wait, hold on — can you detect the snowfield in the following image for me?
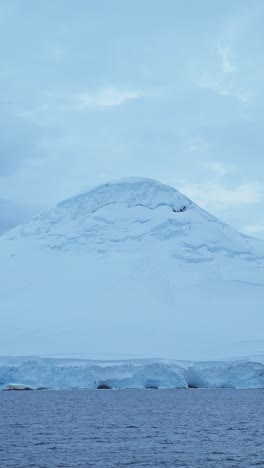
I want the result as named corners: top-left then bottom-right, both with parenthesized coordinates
top-left (0, 177), bottom-right (264, 388)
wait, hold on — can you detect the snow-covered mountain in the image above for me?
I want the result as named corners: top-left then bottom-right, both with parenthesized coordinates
top-left (1, 177), bottom-right (264, 371)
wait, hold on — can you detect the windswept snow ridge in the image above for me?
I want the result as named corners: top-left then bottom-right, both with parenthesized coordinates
top-left (0, 177), bottom-right (264, 376)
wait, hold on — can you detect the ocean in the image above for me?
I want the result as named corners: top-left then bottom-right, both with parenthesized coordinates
top-left (1, 389), bottom-right (264, 467)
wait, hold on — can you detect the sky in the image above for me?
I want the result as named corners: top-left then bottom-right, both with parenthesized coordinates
top-left (0, 0), bottom-right (264, 238)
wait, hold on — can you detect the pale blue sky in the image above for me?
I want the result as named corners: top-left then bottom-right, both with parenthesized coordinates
top-left (0, 0), bottom-right (263, 238)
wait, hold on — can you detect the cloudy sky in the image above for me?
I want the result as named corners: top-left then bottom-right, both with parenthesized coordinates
top-left (1, 0), bottom-right (264, 238)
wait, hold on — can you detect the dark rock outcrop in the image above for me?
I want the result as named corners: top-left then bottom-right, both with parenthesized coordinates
top-left (3, 384), bottom-right (34, 391)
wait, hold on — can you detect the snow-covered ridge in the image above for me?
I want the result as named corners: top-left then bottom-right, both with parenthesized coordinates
top-left (6, 178), bottom-right (199, 243)
top-left (59, 177), bottom-right (196, 213)
top-left (1, 357), bottom-right (264, 390)
top-left (4, 178), bottom-right (262, 262)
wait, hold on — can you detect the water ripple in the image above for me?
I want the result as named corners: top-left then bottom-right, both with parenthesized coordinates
top-left (0, 389), bottom-right (264, 467)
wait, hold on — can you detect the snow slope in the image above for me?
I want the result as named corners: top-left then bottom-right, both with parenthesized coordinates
top-left (0, 177), bottom-right (264, 372)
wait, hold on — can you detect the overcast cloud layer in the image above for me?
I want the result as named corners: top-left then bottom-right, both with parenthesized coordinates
top-left (0, 0), bottom-right (264, 238)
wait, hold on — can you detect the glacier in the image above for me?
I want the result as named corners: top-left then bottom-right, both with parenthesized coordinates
top-left (0, 177), bottom-right (264, 388)
top-left (1, 356), bottom-right (264, 390)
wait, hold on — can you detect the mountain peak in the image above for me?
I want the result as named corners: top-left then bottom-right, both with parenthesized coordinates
top-left (0, 177), bottom-right (264, 360)
top-left (58, 177), bottom-right (195, 214)
top-left (7, 177), bottom-right (217, 250)
top-left (4, 178), bottom-right (261, 259)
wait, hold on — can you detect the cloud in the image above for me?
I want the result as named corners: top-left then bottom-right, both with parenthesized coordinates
top-left (242, 224), bottom-right (264, 235)
top-left (197, 76), bottom-right (228, 96)
top-left (0, 198), bottom-right (36, 234)
top-left (179, 182), bottom-right (261, 210)
top-left (197, 75), bottom-right (250, 104)
top-left (195, 43), bottom-right (251, 104)
top-left (0, 112), bottom-right (42, 175)
top-left (217, 45), bottom-right (236, 75)
top-left (16, 104), bottom-right (51, 126)
top-left (16, 86), bottom-right (149, 126)
top-left (49, 45), bottom-right (65, 62)
top-left (204, 161), bottom-right (234, 177)
top-left (189, 138), bottom-right (211, 155)
top-left (73, 87), bottom-right (147, 110)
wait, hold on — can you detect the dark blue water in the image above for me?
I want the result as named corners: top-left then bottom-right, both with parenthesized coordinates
top-left (1, 389), bottom-right (264, 467)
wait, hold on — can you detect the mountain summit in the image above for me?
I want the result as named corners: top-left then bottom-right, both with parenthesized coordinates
top-left (5, 177), bottom-right (261, 256)
top-left (1, 178), bottom-right (264, 360)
